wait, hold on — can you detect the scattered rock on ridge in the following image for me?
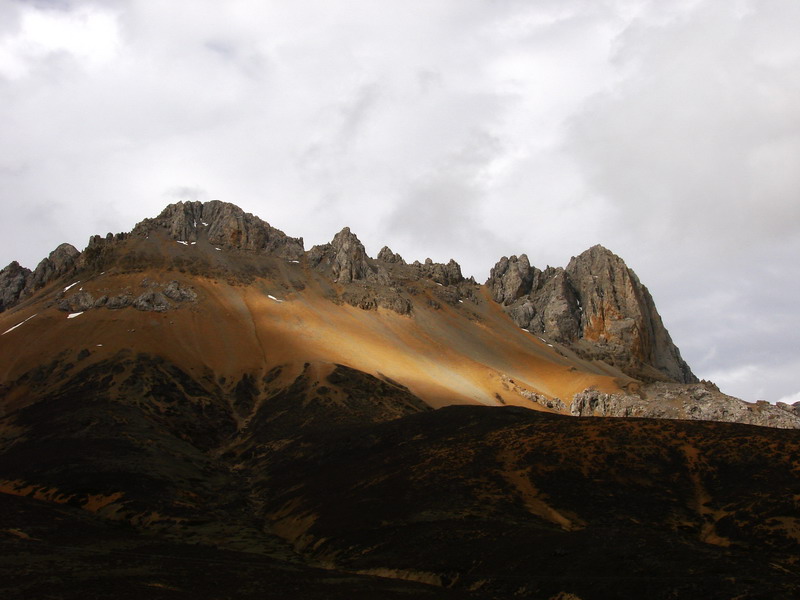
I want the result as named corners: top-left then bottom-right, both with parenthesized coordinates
top-left (571, 383), bottom-right (800, 429)
top-left (56, 279), bottom-right (196, 314)
top-left (58, 290), bottom-right (94, 313)
top-left (106, 294), bottom-right (133, 309)
top-left (163, 280), bottom-right (198, 302)
top-left (133, 290), bottom-right (172, 312)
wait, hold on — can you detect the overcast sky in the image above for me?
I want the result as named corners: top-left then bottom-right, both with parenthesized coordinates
top-left (1, 0), bottom-right (798, 404)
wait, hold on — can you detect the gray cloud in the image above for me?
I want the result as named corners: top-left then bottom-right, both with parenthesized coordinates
top-left (1, 0), bottom-right (798, 402)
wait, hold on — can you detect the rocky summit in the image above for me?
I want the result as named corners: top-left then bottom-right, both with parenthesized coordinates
top-left (487, 246), bottom-right (695, 383)
top-left (1, 200), bottom-right (799, 599)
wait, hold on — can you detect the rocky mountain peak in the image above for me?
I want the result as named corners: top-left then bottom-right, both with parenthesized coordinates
top-left (487, 245), bottom-right (696, 383)
top-left (0, 261), bottom-right (31, 312)
top-left (566, 245), bottom-right (695, 383)
top-left (488, 254), bottom-right (535, 304)
top-left (0, 243), bottom-right (80, 312)
top-left (377, 246), bottom-right (406, 265)
top-left (330, 227), bottom-right (371, 284)
top-left (308, 227), bottom-right (388, 285)
top-left (132, 200), bottom-right (305, 259)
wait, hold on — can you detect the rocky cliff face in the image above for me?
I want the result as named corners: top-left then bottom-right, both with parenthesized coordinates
top-left (488, 245), bottom-right (696, 383)
top-left (132, 200), bottom-right (305, 259)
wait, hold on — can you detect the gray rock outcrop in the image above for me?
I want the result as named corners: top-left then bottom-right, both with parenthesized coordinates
top-left (163, 280), bottom-right (197, 302)
top-left (56, 278), bottom-right (196, 314)
top-left (0, 261), bottom-right (31, 312)
top-left (308, 227), bottom-right (388, 285)
top-left (132, 200), bottom-right (305, 259)
top-left (106, 294), bottom-right (133, 309)
top-left (410, 258), bottom-right (464, 287)
top-left (776, 401), bottom-right (800, 418)
top-left (133, 290), bottom-right (172, 312)
top-left (571, 384), bottom-right (800, 429)
top-left (377, 246), bottom-right (406, 265)
top-left (0, 244), bottom-right (79, 312)
top-left (58, 290), bottom-right (95, 313)
top-left (488, 245), bottom-right (696, 383)
top-left (25, 243), bottom-right (80, 296)
top-left (488, 254), bottom-right (534, 304)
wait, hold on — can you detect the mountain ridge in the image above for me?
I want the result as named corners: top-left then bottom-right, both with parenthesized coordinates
top-left (2, 200), bottom-right (681, 378)
top-left (2, 199), bottom-right (799, 429)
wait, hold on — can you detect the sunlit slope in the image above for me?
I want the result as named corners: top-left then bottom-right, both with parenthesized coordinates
top-left (0, 262), bottom-right (628, 412)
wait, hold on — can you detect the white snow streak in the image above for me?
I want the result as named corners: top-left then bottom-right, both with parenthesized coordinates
top-left (267, 295), bottom-right (283, 303)
top-left (1, 313), bottom-right (37, 335)
top-left (63, 281), bottom-right (80, 292)
top-left (67, 312), bottom-right (84, 319)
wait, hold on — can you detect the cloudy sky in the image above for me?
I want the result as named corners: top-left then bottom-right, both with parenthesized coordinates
top-left (1, 0), bottom-right (798, 403)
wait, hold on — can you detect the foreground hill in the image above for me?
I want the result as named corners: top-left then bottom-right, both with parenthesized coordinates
top-left (0, 200), bottom-right (799, 598)
top-left (1, 385), bottom-right (798, 598)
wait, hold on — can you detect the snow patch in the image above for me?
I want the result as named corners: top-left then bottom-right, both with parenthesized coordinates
top-left (63, 281), bottom-right (80, 292)
top-left (1, 313), bottom-right (37, 335)
top-left (96, 344), bottom-right (103, 347)
top-left (268, 295), bottom-right (284, 303)
top-left (201, 221), bottom-right (208, 226)
top-left (215, 247), bottom-right (222, 251)
top-left (67, 312), bottom-right (84, 319)
top-left (521, 328), bottom-right (530, 332)
top-left (176, 240), bottom-right (188, 246)
top-left (459, 300), bottom-right (464, 303)
top-left (289, 260), bottom-right (300, 263)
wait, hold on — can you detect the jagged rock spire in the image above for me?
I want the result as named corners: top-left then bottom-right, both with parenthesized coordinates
top-left (308, 227), bottom-right (388, 285)
top-left (487, 245), bottom-right (696, 383)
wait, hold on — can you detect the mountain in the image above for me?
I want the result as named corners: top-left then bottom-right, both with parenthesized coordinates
top-left (2, 200), bottom-right (797, 427)
top-left (1, 200), bottom-right (799, 599)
